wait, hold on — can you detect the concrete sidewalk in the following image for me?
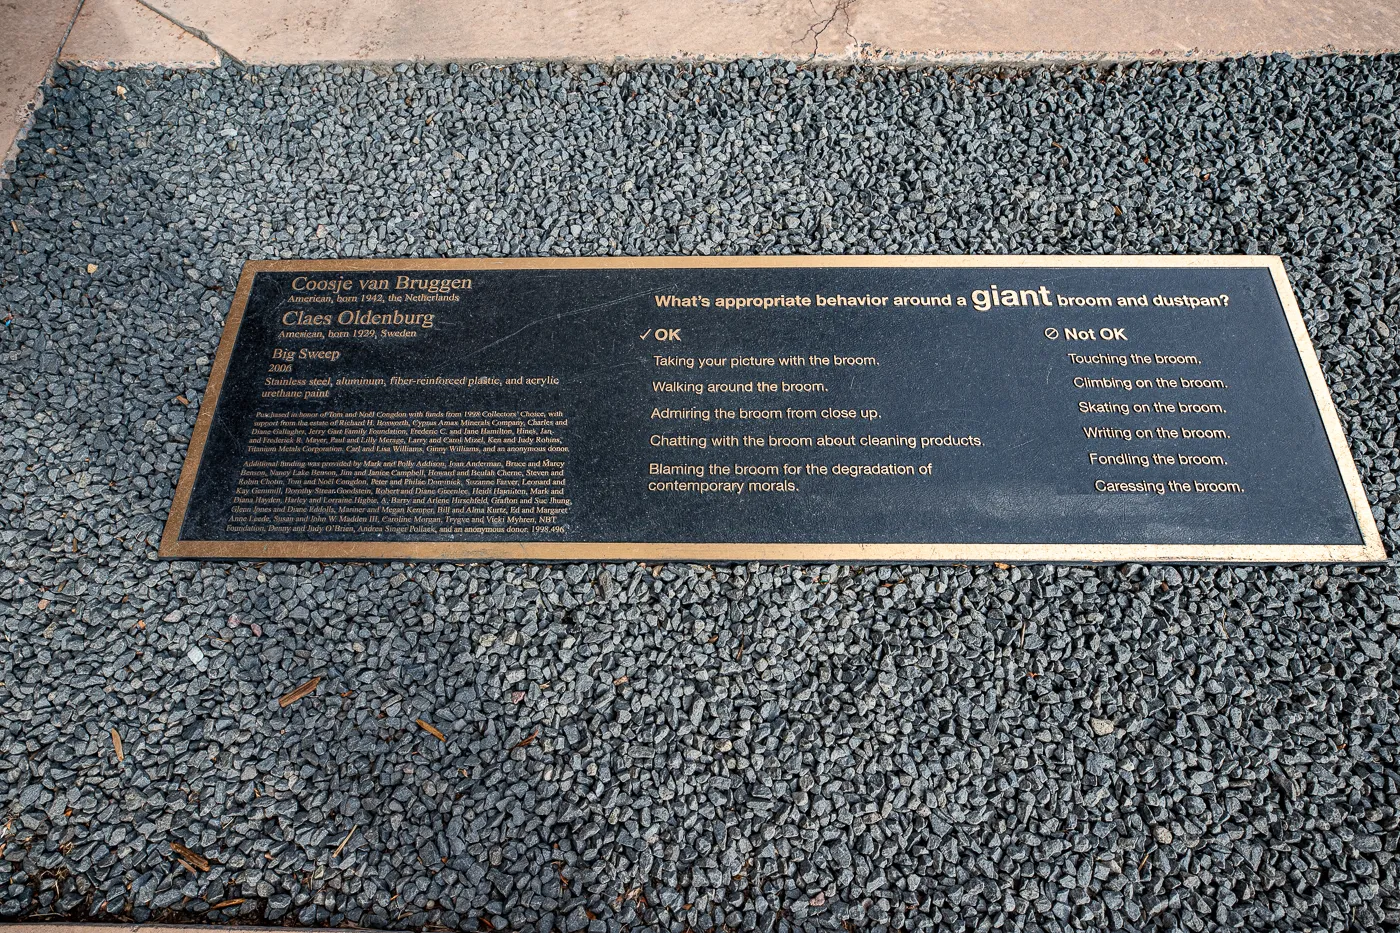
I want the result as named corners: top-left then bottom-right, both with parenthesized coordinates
top-left (54, 0), bottom-right (1400, 66)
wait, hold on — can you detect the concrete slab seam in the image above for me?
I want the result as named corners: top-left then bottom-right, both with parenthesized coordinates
top-left (128, 0), bottom-right (240, 66)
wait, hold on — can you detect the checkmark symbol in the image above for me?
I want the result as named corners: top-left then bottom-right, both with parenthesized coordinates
top-left (640, 329), bottom-right (651, 340)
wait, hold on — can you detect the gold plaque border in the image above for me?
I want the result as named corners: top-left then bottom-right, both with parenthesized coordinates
top-left (159, 255), bottom-right (1387, 564)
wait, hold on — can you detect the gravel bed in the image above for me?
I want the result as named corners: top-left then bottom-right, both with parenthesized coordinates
top-left (1, 56), bottom-right (1399, 932)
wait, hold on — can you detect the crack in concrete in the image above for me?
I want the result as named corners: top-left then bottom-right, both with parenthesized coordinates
top-left (127, 0), bottom-right (241, 66)
top-left (802, 0), bottom-right (858, 59)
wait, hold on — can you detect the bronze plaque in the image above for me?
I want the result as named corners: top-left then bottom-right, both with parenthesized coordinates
top-left (161, 256), bottom-right (1384, 563)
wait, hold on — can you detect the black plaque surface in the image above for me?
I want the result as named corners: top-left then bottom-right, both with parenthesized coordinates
top-left (161, 257), bottom-right (1384, 563)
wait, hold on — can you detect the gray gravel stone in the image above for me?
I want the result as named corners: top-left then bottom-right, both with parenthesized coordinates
top-left (1, 55), bottom-right (1399, 933)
